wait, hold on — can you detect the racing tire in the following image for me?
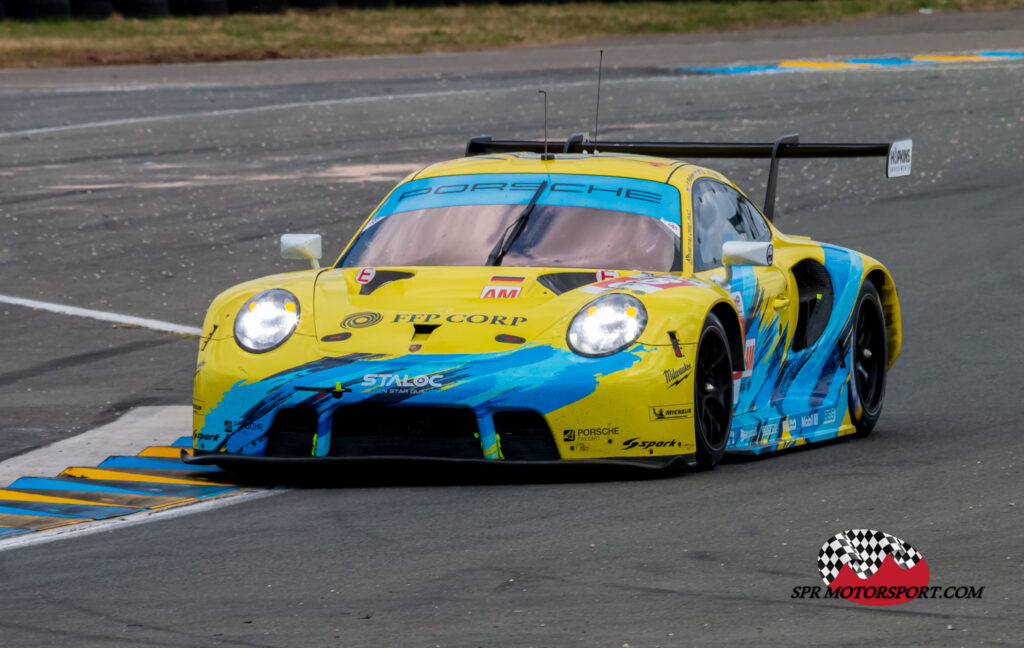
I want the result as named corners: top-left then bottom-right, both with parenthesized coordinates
top-left (694, 313), bottom-right (734, 469)
top-left (847, 280), bottom-right (887, 436)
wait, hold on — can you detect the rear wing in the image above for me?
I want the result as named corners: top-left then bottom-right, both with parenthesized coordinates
top-left (465, 133), bottom-right (912, 222)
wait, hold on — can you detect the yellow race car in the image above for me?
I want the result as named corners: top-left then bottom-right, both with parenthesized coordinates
top-left (188, 134), bottom-right (911, 471)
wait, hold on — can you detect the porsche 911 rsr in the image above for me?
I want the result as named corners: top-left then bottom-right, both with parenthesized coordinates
top-left (187, 134), bottom-right (910, 470)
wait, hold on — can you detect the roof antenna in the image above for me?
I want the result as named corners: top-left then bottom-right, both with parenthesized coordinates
top-left (593, 49), bottom-right (603, 151)
top-left (539, 90), bottom-right (554, 161)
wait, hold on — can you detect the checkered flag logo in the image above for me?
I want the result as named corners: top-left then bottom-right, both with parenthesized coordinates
top-left (818, 529), bottom-right (924, 585)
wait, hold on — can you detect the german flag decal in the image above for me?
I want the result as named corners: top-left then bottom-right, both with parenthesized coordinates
top-left (481, 276), bottom-right (524, 299)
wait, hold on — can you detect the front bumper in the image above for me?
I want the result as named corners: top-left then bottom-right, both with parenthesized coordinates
top-left (194, 342), bottom-right (699, 462)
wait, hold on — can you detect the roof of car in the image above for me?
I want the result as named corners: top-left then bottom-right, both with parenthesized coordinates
top-left (413, 153), bottom-right (700, 184)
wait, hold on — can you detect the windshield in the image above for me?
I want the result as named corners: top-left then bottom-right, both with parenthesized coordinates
top-left (339, 173), bottom-right (682, 271)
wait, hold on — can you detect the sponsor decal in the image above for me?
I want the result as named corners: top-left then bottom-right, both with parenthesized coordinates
top-left (792, 529), bottom-right (983, 606)
top-left (782, 416), bottom-right (797, 435)
top-left (801, 411), bottom-right (819, 428)
top-left (192, 400), bottom-right (204, 414)
top-left (622, 437), bottom-right (682, 450)
top-left (823, 408), bottom-right (837, 425)
top-left (887, 139), bottom-right (913, 178)
top-left (355, 267), bottom-right (376, 285)
top-left (596, 269), bottom-right (619, 282)
top-left (393, 313), bottom-right (527, 326)
top-left (664, 363), bottom-right (692, 387)
top-left (742, 338), bottom-right (755, 378)
top-left (737, 427), bottom-right (756, 444)
top-left (480, 285), bottom-right (522, 299)
top-left (397, 181), bottom-right (663, 205)
top-left (195, 431), bottom-right (220, 443)
top-left (563, 427), bottom-right (620, 442)
top-left (373, 173), bottom-right (681, 228)
top-left (649, 405), bottom-right (692, 421)
top-left (362, 372), bottom-right (444, 394)
top-left (580, 274), bottom-right (698, 295)
top-left (664, 220), bottom-right (681, 238)
top-left (223, 420), bottom-right (262, 436)
top-left (341, 311), bottom-right (383, 329)
top-left (757, 420), bottom-right (779, 444)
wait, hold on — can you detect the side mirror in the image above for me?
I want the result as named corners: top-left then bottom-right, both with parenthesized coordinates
top-left (716, 240), bottom-right (773, 286)
top-left (281, 233), bottom-right (322, 269)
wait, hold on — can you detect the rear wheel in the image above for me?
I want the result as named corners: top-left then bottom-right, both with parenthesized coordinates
top-left (848, 281), bottom-right (888, 436)
top-left (694, 313), bottom-right (733, 469)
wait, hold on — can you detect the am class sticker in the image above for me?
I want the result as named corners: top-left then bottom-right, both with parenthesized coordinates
top-left (886, 139), bottom-right (912, 178)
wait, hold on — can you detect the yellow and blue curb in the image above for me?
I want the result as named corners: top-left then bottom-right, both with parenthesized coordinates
top-left (0, 436), bottom-right (241, 540)
top-left (681, 51), bottom-right (1024, 75)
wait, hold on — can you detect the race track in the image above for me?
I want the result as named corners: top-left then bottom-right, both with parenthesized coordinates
top-left (1, 11), bottom-right (1022, 647)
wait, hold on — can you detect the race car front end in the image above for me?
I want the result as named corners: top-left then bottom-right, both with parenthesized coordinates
top-left (189, 268), bottom-right (723, 469)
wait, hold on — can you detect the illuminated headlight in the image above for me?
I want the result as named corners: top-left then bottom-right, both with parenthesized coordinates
top-left (567, 293), bottom-right (647, 357)
top-left (234, 289), bottom-right (300, 353)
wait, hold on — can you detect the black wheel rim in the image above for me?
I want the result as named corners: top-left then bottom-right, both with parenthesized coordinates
top-left (695, 328), bottom-right (733, 450)
top-left (854, 299), bottom-right (886, 412)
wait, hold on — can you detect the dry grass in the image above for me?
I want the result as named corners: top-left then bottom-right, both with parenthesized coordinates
top-left (1, 0), bottom-right (1023, 69)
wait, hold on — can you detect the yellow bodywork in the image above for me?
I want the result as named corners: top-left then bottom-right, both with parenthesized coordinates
top-left (194, 152), bottom-right (900, 462)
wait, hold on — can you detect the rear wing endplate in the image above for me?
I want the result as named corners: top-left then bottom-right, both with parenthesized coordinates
top-left (465, 134), bottom-right (912, 222)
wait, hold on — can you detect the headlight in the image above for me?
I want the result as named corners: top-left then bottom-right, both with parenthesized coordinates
top-left (234, 289), bottom-right (300, 353)
top-left (567, 293), bottom-right (647, 357)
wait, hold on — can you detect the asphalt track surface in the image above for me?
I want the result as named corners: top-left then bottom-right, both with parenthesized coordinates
top-left (1, 11), bottom-right (1023, 647)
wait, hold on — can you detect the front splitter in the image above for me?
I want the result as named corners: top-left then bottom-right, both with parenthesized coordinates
top-left (184, 450), bottom-right (696, 483)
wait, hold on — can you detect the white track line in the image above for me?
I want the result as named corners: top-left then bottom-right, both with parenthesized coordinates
top-left (0, 78), bottom-right (638, 141)
top-left (0, 488), bottom-right (284, 552)
top-left (0, 294), bottom-right (201, 336)
top-left (3, 60), bottom-right (1021, 142)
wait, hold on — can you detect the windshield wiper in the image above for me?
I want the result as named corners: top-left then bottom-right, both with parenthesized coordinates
top-left (485, 181), bottom-right (548, 266)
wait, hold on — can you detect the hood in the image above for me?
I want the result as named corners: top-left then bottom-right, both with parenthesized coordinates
top-left (313, 267), bottom-right (619, 355)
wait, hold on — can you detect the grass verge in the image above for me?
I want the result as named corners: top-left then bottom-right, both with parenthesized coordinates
top-left (1, 0), bottom-right (1023, 69)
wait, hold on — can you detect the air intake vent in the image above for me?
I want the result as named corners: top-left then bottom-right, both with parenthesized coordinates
top-left (330, 406), bottom-right (482, 459)
top-left (266, 408), bottom-right (318, 457)
top-left (494, 411), bottom-right (560, 460)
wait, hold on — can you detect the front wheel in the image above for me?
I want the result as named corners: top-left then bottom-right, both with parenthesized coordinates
top-left (694, 313), bottom-right (734, 469)
top-left (848, 280), bottom-right (888, 436)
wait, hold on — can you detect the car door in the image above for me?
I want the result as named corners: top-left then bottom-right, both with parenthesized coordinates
top-left (690, 178), bottom-right (794, 433)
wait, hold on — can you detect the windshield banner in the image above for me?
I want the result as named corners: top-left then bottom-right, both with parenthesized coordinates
top-left (370, 173), bottom-right (681, 226)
